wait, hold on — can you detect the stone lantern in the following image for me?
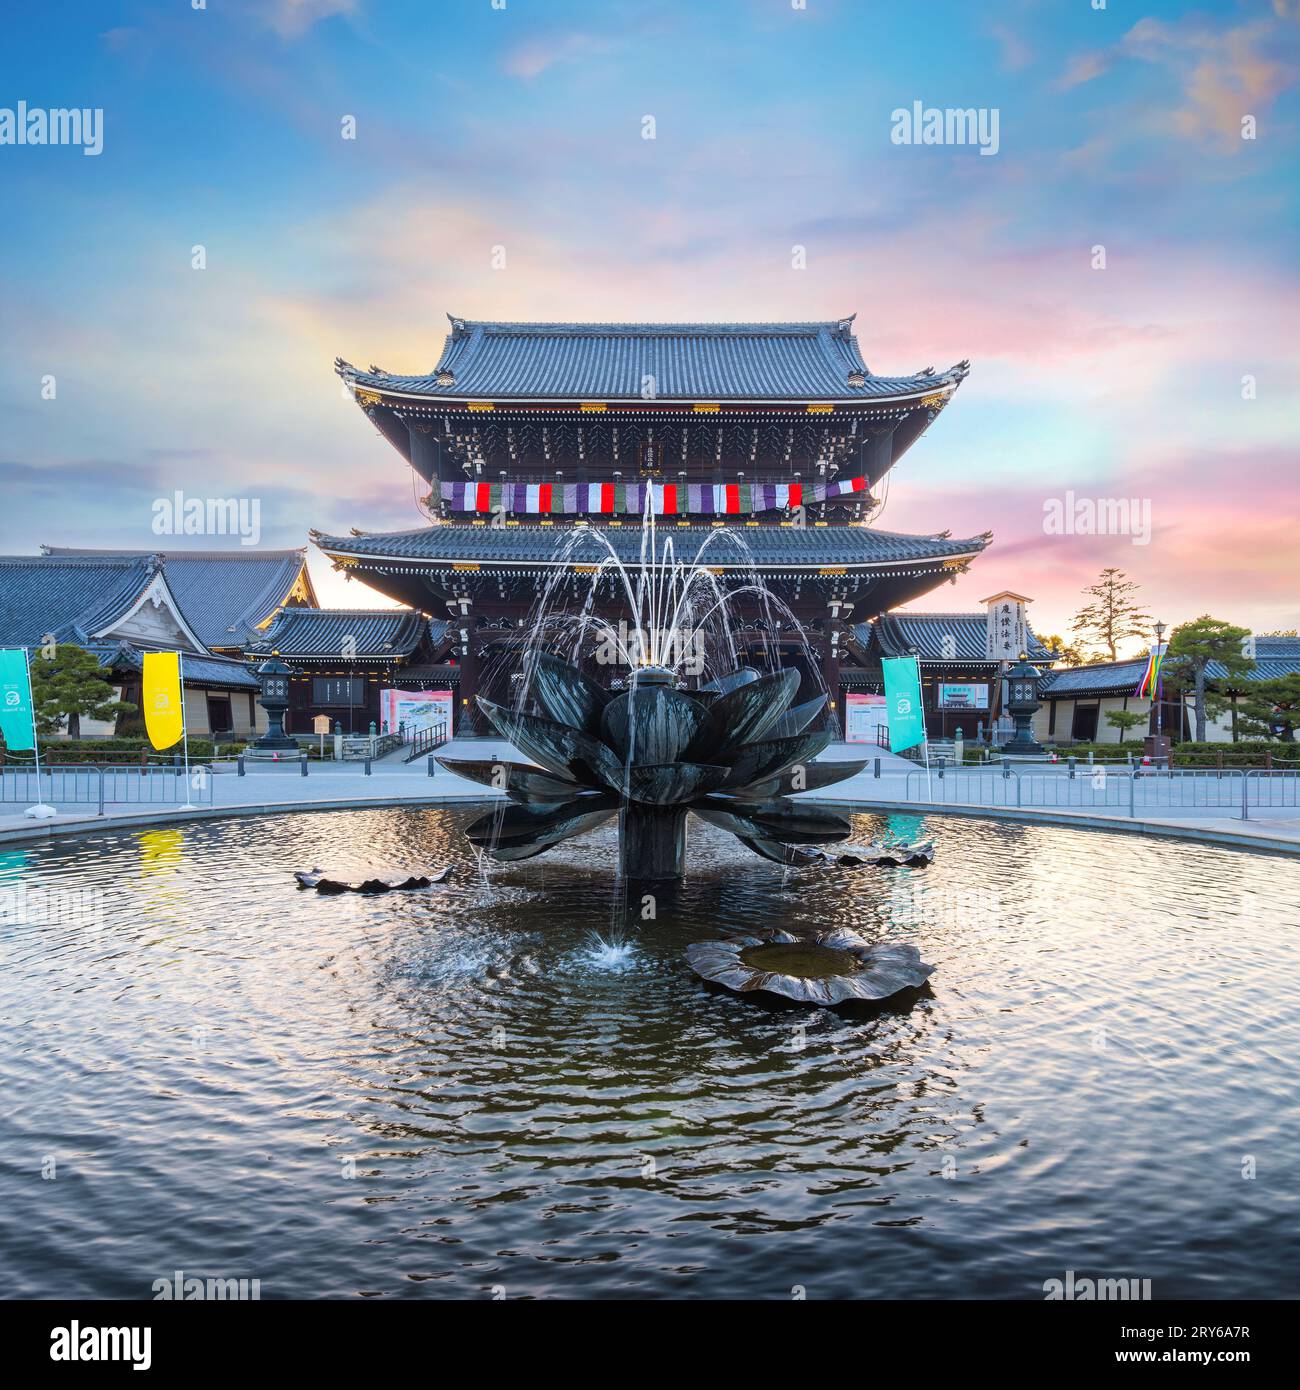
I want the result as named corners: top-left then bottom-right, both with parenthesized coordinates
top-left (254, 656), bottom-right (297, 751)
top-left (1002, 652), bottom-right (1043, 754)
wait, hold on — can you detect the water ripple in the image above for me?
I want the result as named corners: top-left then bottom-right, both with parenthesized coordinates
top-left (1, 809), bottom-right (1298, 1298)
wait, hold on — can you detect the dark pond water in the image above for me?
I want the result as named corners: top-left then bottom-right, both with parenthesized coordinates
top-left (2, 807), bottom-right (1298, 1300)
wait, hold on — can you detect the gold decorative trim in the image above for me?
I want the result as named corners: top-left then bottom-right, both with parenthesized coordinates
top-left (467, 401), bottom-right (495, 412)
top-left (805, 404), bottom-right (834, 414)
top-left (692, 403), bottom-right (721, 413)
top-left (921, 392), bottom-right (948, 410)
top-left (354, 389), bottom-right (383, 407)
top-left (580, 402), bottom-right (607, 412)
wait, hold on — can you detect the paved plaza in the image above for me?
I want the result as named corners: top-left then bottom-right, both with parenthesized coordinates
top-left (3, 738), bottom-right (1297, 855)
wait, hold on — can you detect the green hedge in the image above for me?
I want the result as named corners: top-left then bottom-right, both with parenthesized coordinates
top-left (1168, 740), bottom-right (1298, 767)
top-left (1, 736), bottom-right (246, 764)
top-left (1039, 742), bottom-right (1145, 761)
top-left (981, 739), bottom-right (1299, 767)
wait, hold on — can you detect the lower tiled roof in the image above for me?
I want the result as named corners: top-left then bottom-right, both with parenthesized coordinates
top-left (312, 523), bottom-right (988, 569)
top-left (94, 642), bottom-right (260, 690)
top-left (249, 607), bottom-right (437, 660)
top-left (1040, 639), bottom-right (1300, 697)
top-left (1039, 658), bottom-right (1149, 697)
top-left (866, 611), bottom-right (1053, 663)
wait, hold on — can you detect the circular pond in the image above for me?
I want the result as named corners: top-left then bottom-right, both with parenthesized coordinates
top-left (1, 807), bottom-right (1298, 1299)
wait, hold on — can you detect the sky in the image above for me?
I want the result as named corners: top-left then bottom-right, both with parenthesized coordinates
top-left (1, 0), bottom-right (1297, 643)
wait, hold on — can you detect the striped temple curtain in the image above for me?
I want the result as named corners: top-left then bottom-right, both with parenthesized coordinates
top-left (439, 476), bottom-right (867, 516)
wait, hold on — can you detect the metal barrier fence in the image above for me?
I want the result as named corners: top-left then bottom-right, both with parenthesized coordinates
top-left (1244, 769), bottom-right (1300, 818)
top-left (0, 764), bottom-right (216, 814)
top-left (904, 766), bottom-right (1300, 821)
top-left (405, 721), bottom-right (450, 763)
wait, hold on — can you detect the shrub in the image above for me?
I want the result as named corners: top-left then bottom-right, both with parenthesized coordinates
top-left (0, 736), bottom-right (245, 765)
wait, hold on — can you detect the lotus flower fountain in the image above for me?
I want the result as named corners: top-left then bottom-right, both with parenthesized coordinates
top-left (439, 654), bottom-right (869, 880)
top-left (435, 499), bottom-right (936, 1014)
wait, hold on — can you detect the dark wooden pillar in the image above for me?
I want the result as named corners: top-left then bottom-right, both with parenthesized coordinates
top-left (822, 628), bottom-right (843, 739)
top-left (455, 609), bottom-right (480, 735)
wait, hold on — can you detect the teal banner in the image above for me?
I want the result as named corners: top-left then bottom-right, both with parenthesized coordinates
top-left (882, 656), bottom-right (926, 754)
top-left (0, 648), bottom-right (36, 752)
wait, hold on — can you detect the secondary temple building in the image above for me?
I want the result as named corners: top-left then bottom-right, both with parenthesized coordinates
top-left (318, 317), bottom-right (994, 732)
top-left (0, 548), bottom-right (315, 739)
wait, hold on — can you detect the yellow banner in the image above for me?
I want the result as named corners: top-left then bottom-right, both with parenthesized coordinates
top-left (142, 652), bottom-right (184, 750)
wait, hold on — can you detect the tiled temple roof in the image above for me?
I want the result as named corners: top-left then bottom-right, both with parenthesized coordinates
top-left (0, 554), bottom-right (158, 646)
top-left (311, 523), bottom-right (989, 569)
top-left (41, 547), bottom-right (312, 647)
top-left (99, 642), bottom-right (260, 690)
top-left (1040, 638), bottom-right (1300, 697)
top-left (1038, 658), bottom-right (1149, 698)
top-left (248, 607), bottom-right (443, 660)
top-left (866, 611), bottom-right (1053, 663)
top-left (337, 316), bottom-right (969, 403)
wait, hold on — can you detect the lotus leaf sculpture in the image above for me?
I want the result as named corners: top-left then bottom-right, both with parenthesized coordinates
top-left (686, 926), bottom-right (935, 1005)
top-left (438, 655), bottom-right (870, 879)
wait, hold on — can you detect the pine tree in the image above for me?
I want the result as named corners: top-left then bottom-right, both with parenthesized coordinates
top-left (29, 644), bottom-right (136, 739)
top-left (1236, 673), bottom-right (1300, 743)
top-left (1070, 568), bottom-right (1151, 662)
top-left (1165, 616), bottom-right (1255, 743)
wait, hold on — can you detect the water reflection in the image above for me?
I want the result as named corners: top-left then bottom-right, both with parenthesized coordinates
top-left (1, 807), bottom-right (1298, 1299)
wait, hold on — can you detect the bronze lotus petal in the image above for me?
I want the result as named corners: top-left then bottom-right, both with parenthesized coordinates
top-left (684, 667), bottom-right (800, 758)
top-left (692, 797), bottom-right (853, 845)
top-left (765, 693), bottom-right (828, 740)
top-left (622, 762), bottom-right (731, 805)
top-left (529, 652), bottom-right (611, 737)
top-left (600, 685), bottom-right (706, 765)
top-left (477, 698), bottom-right (626, 792)
top-left (695, 666), bottom-right (761, 704)
top-left (733, 836), bottom-right (829, 867)
top-left (436, 756), bottom-right (582, 804)
top-left (730, 755), bottom-right (870, 803)
top-left (687, 926), bottom-right (935, 1005)
top-left (714, 730), bottom-right (832, 790)
top-left (464, 798), bottom-right (618, 858)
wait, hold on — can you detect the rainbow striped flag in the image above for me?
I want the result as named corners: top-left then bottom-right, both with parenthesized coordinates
top-left (1134, 643), bottom-right (1166, 699)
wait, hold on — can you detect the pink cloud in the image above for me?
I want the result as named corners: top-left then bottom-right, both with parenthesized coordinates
top-left (262, 0), bottom-right (359, 41)
top-left (989, 23), bottom-right (1034, 74)
top-left (887, 445), bottom-right (1300, 638)
top-left (1054, 50), bottom-right (1112, 90)
top-left (1056, 14), bottom-right (1297, 150)
top-left (503, 32), bottom-right (616, 79)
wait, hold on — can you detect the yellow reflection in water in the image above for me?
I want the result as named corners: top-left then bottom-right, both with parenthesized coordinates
top-left (139, 828), bottom-right (184, 872)
top-left (136, 827), bottom-right (190, 934)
